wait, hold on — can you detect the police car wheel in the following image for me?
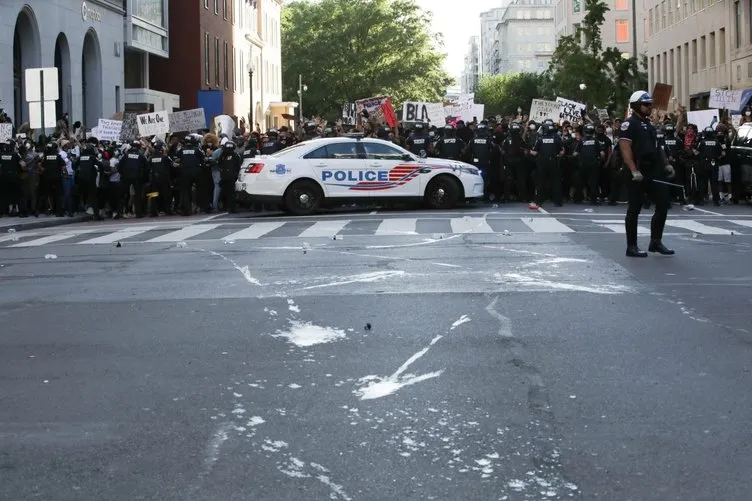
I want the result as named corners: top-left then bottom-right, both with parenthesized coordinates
top-left (284, 180), bottom-right (323, 216)
top-left (425, 176), bottom-right (460, 210)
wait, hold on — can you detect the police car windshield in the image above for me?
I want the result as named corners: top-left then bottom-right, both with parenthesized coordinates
top-left (268, 142), bottom-right (309, 158)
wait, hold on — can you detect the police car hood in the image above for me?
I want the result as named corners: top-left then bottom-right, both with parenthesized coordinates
top-left (419, 158), bottom-right (479, 173)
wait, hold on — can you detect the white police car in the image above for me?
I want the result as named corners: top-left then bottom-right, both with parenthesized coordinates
top-left (235, 134), bottom-right (485, 215)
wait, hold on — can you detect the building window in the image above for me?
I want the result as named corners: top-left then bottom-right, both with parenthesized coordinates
top-left (735, 1), bottom-right (742, 48)
top-left (232, 0), bottom-right (236, 24)
top-left (700, 35), bottom-right (706, 68)
top-left (719, 28), bottom-right (726, 63)
top-left (615, 19), bottom-right (629, 42)
top-left (224, 41), bottom-right (229, 89)
top-left (573, 0), bottom-right (581, 12)
top-left (615, 0), bottom-right (627, 8)
top-left (214, 0), bottom-right (219, 15)
top-left (204, 0), bottom-right (208, 8)
top-left (214, 38), bottom-right (220, 84)
top-left (709, 31), bottom-right (716, 66)
top-left (223, 0), bottom-right (228, 20)
top-left (240, 51), bottom-right (244, 93)
top-left (204, 33), bottom-right (210, 84)
top-left (233, 48), bottom-right (237, 92)
top-left (691, 38), bottom-right (697, 72)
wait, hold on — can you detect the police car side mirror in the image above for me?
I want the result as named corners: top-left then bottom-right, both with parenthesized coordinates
top-left (402, 153), bottom-right (414, 161)
top-left (419, 150), bottom-right (427, 158)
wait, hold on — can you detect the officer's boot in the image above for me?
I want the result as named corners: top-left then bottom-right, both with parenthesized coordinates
top-left (625, 214), bottom-right (647, 257)
top-left (648, 212), bottom-right (675, 255)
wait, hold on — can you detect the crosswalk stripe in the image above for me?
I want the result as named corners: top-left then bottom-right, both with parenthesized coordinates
top-left (0, 232), bottom-right (36, 244)
top-left (591, 220), bottom-right (650, 234)
top-left (145, 224), bottom-right (221, 242)
top-left (450, 217), bottom-right (494, 234)
top-left (221, 222), bottom-right (286, 240)
top-left (298, 220), bottom-right (349, 238)
top-left (374, 218), bottom-right (417, 235)
top-left (521, 218), bottom-right (574, 233)
top-left (664, 220), bottom-right (736, 235)
top-left (77, 226), bottom-right (157, 244)
top-left (11, 230), bottom-right (97, 247)
top-left (730, 220), bottom-right (752, 228)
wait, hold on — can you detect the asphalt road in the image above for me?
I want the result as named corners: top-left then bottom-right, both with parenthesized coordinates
top-left (1, 204), bottom-right (751, 501)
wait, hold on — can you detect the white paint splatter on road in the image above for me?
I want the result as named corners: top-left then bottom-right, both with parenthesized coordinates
top-left (273, 321), bottom-right (347, 347)
top-left (300, 270), bottom-right (406, 290)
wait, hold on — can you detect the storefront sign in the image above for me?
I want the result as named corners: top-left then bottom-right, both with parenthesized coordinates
top-left (82, 1), bottom-right (102, 22)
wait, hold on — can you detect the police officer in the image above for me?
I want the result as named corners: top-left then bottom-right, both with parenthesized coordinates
top-left (573, 123), bottom-right (602, 204)
top-left (662, 124), bottom-right (684, 203)
top-left (435, 124), bottom-right (465, 160)
top-left (77, 137), bottom-right (103, 219)
top-left (120, 140), bottom-right (148, 217)
top-left (696, 126), bottom-right (723, 206)
top-left (261, 130), bottom-right (282, 155)
top-left (502, 122), bottom-right (528, 202)
top-left (39, 142), bottom-right (66, 216)
top-left (303, 121), bottom-right (320, 140)
top-left (0, 140), bottom-right (23, 216)
top-left (531, 122), bottom-right (564, 208)
top-left (619, 90), bottom-right (675, 257)
top-left (467, 122), bottom-right (494, 197)
top-left (217, 141), bottom-right (241, 213)
top-left (148, 140), bottom-right (172, 216)
top-left (177, 135), bottom-right (207, 215)
top-left (406, 123), bottom-right (429, 157)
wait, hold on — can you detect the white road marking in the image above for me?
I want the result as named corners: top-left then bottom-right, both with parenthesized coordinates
top-left (521, 218), bottom-right (574, 233)
top-left (374, 218), bottom-right (418, 235)
top-left (665, 220), bottom-right (737, 235)
top-left (77, 226), bottom-right (157, 244)
top-left (730, 220), bottom-right (752, 228)
top-left (450, 217), bottom-right (494, 234)
top-left (146, 224), bottom-right (221, 242)
top-left (298, 220), bottom-right (349, 238)
top-left (591, 219), bottom-right (649, 234)
top-left (0, 232), bottom-right (36, 243)
top-left (11, 229), bottom-right (96, 247)
top-left (221, 222), bottom-right (285, 240)
top-left (691, 206), bottom-right (723, 215)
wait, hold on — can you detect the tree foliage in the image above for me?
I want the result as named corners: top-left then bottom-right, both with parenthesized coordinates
top-left (543, 0), bottom-right (647, 116)
top-left (281, 0), bottom-right (453, 120)
top-left (474, 73), bottom-right (548, 117)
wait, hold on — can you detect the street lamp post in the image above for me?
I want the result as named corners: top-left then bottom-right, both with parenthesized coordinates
top-left (297, 74), bottom-right (308, 124)
top-left (247, 61), bottom-right (255, 130)
top-left (579, 83), bottom-right (587, 104)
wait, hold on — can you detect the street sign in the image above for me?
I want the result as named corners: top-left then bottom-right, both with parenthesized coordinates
top-left (29, 101), bottom-right (57, 129)
top-left (25, 67), bottom-right (59, 102)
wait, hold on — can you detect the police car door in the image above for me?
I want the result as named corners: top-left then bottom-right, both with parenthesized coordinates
top-left (305, 141), bottom-right (369, 198)
top-left (362, 141), bottom-right (422, 197)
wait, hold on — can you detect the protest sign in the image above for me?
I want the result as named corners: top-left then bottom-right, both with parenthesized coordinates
top-left (136, 111), bottom-right (170, 137)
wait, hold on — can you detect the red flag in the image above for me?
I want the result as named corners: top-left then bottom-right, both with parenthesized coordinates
top-left (381, 97), bottom-right (398, 128)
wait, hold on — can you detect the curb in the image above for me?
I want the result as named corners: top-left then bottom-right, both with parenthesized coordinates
top-left (1, 215), bottom-right (92, 233)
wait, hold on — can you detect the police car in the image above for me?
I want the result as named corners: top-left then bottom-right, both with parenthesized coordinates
top-left (235, 134), bottom-right (485, 215)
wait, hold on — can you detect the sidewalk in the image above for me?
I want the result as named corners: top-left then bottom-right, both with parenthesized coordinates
top-left (0, 214), bottom-right (91, 233)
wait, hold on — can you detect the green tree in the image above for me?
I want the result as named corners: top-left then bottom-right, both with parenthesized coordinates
top-left (281, 0), bottom-right (453, 120)
top-left (474, 73), bottom-right (547, 117)
top-left (544, 0), bottom-right (647, 116)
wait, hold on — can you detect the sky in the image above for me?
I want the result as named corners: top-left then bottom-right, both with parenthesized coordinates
top-left (415, 0), bottom-right (504, 82)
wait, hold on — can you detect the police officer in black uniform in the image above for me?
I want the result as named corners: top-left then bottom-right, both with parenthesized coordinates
top-left (77, 137), bottom-right (103, 219)
top-left (467, 122), bottom-right (494, 197)
top-left (121, 140), bottom-right (148, 217)
top-left (435, 124), bottom-right (464, 160)
top-left (619, 90), bottom-right (675, 257)
top-left (148, 140), bottom-right (173, 216)
top-left (261, 130), bottom-right (283, 155)
top-left (662, 123), bottom-right (684, 203)
top-left (40, 142), bottom-right (66, 216)
top-left (406, 123), bottom-right (429, 157)
top-left (502, 122), bottom-right (528, 202)
top-left (696, 126), bottom-right (724, 206)
top-left (0, 140), bottom-right (23, 216)
top-left (217, 141), bottom-right (241, 213)
top-left (531, 122), bottom-right (564, 207)
top-left (177, 135), bottom-right (207, 214)
top-left (573, 123), bottom-right (602, 204)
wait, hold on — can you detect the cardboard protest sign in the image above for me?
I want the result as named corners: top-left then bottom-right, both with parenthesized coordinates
top-left (709, 88), bottom-right (743, 110)
top-left (556, 97), bottom-right (587, 124)
top-left (169, 108), bottom-right (207, 132)
top-left (136, 111), bottom-right (170, 137)
top-left (96, 119), bottom-right (122, 141)
top-left (529, 99), bottom-right (559, 122)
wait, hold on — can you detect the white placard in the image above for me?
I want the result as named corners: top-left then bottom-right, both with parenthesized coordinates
top-left (169, 108), bottom-right (207, 132)
top-left (96, 119), bottom-right (122, 141)
top-left (29, 101), bottom-right (57, 129)
top-left (90, 127), bottom-right (99, 137)
top-left (0, 123), bottom-right (12, 142)
top-left (529, 99), bottom-right (559, 122)
top-left (402, 102), bottom-right (446, 125)
top-left (136, 110), bottom-right (170, 137)
top-left (687, 109), bottom-right (720, 130)
top-left (708, 88), bottom-right (743, 110)
top-left (731, 114), bottom-right (742, 127)
top-left (213, 114), bottom-right (236, 137)
top-left (556, 97), bottom-right (587, 124)
top-left (24, 67), bottom-right (59, 102)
